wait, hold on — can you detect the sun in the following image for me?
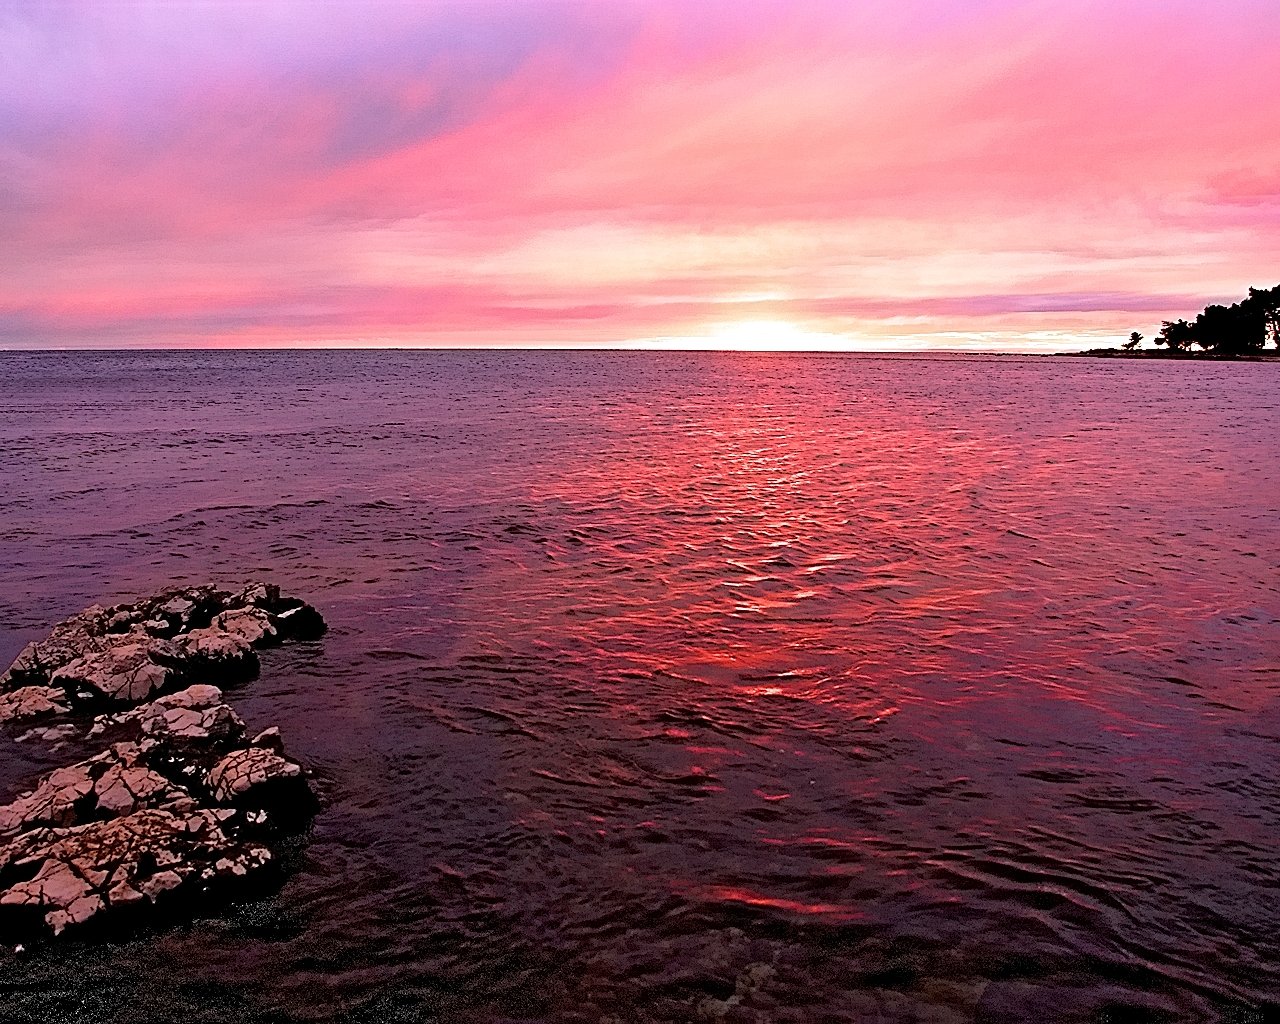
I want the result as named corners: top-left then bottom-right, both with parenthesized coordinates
top-left (629, 318), bottom-right (860, 351)
top-left (704, 320), bottom-right (846, 351)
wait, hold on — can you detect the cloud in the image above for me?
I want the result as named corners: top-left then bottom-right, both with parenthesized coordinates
top-left (1, 0), bottom-right (1278, 349)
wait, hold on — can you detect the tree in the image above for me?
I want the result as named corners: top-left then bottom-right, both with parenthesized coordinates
top-left (1150, 285), bottom-right (1279, 355)
top-left (1123, 331), bottom-right (1143, 351)
top-left (1193, 302), bottom-right (1264, 354)
top-left (1156, 319), bottom-right (1195, 352)
top-left (1244, 285), bottom-right (1280, 349)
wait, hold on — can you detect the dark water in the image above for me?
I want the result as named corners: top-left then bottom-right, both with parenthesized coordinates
top-left (1, 350), bottom-right (1277, 1023)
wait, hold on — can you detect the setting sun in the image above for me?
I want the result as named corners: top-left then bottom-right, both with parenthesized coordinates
top-left (631, 319), bottom-right (865, 351)
top-left (710, 320), bottom-right (846, 351)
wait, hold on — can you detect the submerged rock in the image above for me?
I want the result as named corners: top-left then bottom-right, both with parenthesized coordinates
top-left (0, 583), bottom-right (323, 938)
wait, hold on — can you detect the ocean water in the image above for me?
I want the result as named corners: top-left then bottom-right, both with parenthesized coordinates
top-left (0, 350), bottom-right (1277, 1023)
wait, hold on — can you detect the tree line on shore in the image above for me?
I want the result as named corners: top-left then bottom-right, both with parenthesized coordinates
top-left (1124, 285), bottom-right (1280, 354)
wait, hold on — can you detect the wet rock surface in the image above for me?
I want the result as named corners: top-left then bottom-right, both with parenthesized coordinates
top-left (0, 584), bottom-right (323, 937)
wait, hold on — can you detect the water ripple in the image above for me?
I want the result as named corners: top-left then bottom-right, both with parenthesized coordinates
top-left (0, 350), bottom-right (1277, 1022)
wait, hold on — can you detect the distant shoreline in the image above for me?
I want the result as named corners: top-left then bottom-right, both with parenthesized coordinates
top-left (1068, 349), bottom-right (1280, 361)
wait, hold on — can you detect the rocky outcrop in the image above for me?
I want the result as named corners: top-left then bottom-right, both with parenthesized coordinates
top-left (0, 808), bottom-right (273, 936)
top-left (0, 743), bottom-right (191, 838)
top-left (0, 583), bottom-right (322, 938)
top-left (2, 583), bottom-right (323, 717)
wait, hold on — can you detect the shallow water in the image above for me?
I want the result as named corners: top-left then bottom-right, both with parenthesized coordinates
top-left (0, 350), bottom-right (1277, 1022)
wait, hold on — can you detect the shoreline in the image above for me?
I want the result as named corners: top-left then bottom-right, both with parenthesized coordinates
top-left (1066, 348), bottom-right (1280, 361)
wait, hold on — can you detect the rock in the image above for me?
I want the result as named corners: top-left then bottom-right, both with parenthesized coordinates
top-left (233, 582), bottom-right (280, 610)
top-left (94, 754), bottom-right (190, 818)
top-left (145, 684), bottom-right (225, 712)
top-left (0, 743), bottom-right (190, 838)
top-left (0, 765), bottom-right (93, 836)
top-left (4, 859), bottom-right (105, 935)
top-left (0, 583), bottom-right (323, 939)
top-left (175, 627), bottom-right (259, 681)
top-left (120, 685), bottom-right (246, 747)
top-left (0, 686), bottom-right (69, 725)
top-left (158, 597), bottom-right (194, 624)
top-left (97, 685), bottom-right (248, 787)
top-left (250, 727), bottom-right (284, 753)
top-left (0, 808), bottom-right (273, 936)
top-left (2, 607), bottom-right (111, 689)
top-left (273, 602), bottom-right (327, 642)
top-left (105, 610), bottom-right (137, 634)
top-left (207, 747), bottom-right (304, 806)
top-left (15, 723), bottom-right (78, 746)
top-left (212, 607), bottom-right (277, 647)
top-left (3, 582), bottom-right (323, 707)
top-left (51, 636), bottom-right (177, 706)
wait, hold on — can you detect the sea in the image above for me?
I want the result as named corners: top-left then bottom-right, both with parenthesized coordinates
top-left (0, 350), bottom-right (1277, 1022)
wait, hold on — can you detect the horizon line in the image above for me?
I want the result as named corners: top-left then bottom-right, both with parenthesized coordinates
top-left (0, 344), bottom-right (1077, 356)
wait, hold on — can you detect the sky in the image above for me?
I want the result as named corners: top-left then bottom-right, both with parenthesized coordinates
top-left (2, 0), bottom-right (1278, 352)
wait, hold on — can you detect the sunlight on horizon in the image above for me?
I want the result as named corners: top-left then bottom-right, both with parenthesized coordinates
top-left (622, 320), bottom-right (886, 352)
top-left (710, 320), bottom-right (853, 352)
top-left (618, 319), bottom-right (1113, 353)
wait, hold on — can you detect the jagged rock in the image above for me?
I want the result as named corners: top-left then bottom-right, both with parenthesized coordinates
top-left (2, 606), bottom-right (112, 689)
top-left (0, 766), bottom-right (92, 836)
top-left (250, 727), bottom-right (284, 754)
top-left (0, 808), bottom-right (272, 936)
top-left (175, 627), bottom-right (258, 679)
top-left (273, 602), bottom-right (326, 642)
top-left (207, 747), bottom-right (304, 806)
top-left (94, 753), bottom-right (191, 818)
top-left (234, 582), bottom-right (280, 609)
top-left (113, 685), bottom-right (246, 747)
top-left (0, 743), bottom-right (190, 839)
top-left (92, 686), bottom-right (248, 791)
top-left (158, 597), bottom-right (194, 624)
top-left (105, 609), bottom-right (137, 634)
top-left (51, 636), bottom-right (177, 706)
top-left (2, 582), bottom-right (323, 721)
top-left (0, 686), bottom-right (69, 724)
top-left (212, 607), bottom-right (277, 647)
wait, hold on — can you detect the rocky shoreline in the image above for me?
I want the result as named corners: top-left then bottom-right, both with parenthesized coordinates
top-left (0, 583), bottom-right (324, 938)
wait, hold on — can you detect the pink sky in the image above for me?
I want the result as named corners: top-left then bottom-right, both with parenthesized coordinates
top-left (2, 0), bottom-right (1278, 351)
